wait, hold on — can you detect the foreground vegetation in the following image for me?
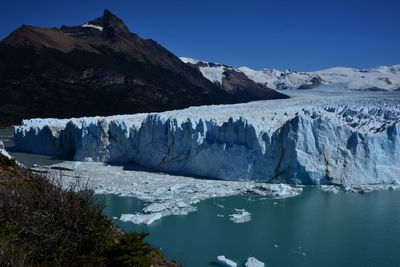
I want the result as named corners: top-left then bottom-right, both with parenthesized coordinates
top-left (0, 154), bottom-right (178, 266)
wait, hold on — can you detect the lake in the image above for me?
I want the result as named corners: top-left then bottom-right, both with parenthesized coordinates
top-left (101, 189), bottom-right (400, 267)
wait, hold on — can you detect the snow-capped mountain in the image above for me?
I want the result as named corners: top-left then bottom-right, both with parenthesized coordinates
top-left (180, 57), bottom-right (287, 101)
top-left (181, 57), bottom-right (400, 91)
top-left (240, 65), bottom-right (400, 91)
top-left (238, 67), bottom-right (328, 90)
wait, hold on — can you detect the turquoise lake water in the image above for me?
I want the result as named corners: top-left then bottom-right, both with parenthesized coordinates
top-left (2, 128), bottom-right (400, 266)
top-left (102, 189), bottom-right (400, 267)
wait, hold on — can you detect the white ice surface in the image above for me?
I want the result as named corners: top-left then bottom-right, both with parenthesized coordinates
top-left (142, 203), bottom-right (167, 213)
top-left (245, 257), bottom-right (265, 267)
top-left (319, 184), bottom-right (400, 194)
top-left (229, 209), bottom-right (251, 223)
top-left (15, 90), bottom-right (400, 185)
top-left (120, 213), bottom-right (162, 225)
top-left (38, 161), bottom-right (301, 224)
top-left (217, 255), bottom-right (237, 267)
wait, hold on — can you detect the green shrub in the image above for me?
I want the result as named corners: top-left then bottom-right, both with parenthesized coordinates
top-left (0, 155), bottom-right (176, 266)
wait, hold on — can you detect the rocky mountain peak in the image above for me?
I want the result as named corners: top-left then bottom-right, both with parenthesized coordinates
top-left (89, 9), bottom-right (130, 38)
top-left (56, 9), bottom-right (130, 41)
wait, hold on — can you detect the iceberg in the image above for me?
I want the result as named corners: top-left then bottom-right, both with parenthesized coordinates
top-left (120, 213), bottom-right (162, 225)
top-left (142, 203), bottom-right (167, 213)
top-left (217, 255), bottom-right (237, 267)
top-left (245, 257), bottom-right (265, 267)
top-left (14, 91), bottom-right (400, 185)
top-left (229, 209), bottom-right (251, 223)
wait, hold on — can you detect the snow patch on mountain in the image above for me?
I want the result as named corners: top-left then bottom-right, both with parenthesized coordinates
top-left (180, 57), bottom-right (203, 65)
top-left (180, 57), bottom-right (229, 84)
top-left (199, 65), bottom-right (225, 83)
top-left (80, 23), bottom-right (103, 31)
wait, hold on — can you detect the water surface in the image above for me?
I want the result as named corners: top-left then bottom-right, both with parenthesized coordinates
top-left (102, 189), bottom-right (400, 267)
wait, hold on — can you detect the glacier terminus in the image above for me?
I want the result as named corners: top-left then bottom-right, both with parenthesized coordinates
top-left (14, 90), bottom-right (400, 186)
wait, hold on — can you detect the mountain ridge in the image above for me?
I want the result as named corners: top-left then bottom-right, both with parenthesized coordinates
top-left (180, 57), bottom-right (287, 101)
top-left (0, 10), bottom-right (287, 127)
top-left (181, 57), bottom-right (400, 91)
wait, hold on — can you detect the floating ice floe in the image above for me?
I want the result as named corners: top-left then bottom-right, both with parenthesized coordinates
top-left (229, 209), bottom-right (251, 223)
top-left (319, 184), bottom-right (400, 194)
top-left (217, 255), bottom-right (237, 267)
top-left (245, 183), bottom-right (302, 197)
top-left (142, 203), bottom-right (167, 213)
top-left (38, 161), bottom-right (301, 224)
top-left (245, 257), bottom-right (265, 267)
top-left (319, 185), bottom-right (341, 194)
top-left (120, 213), bottom-right (162, 225)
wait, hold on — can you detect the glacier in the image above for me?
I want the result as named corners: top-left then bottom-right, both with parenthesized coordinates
top-left (14, 91), bottom-right (400, 185)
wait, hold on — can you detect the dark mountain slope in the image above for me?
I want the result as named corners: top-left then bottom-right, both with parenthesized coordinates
top-left (0, 10), bottom-right (287, 127)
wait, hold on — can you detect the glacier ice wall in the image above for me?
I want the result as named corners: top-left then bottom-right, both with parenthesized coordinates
top-left (14, 93), bottom-right (400, 185)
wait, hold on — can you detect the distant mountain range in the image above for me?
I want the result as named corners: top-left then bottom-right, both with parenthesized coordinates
top-left (181, 57), bottom-right (400, 91)
top-left (0, 10), bottom-right (287, 127)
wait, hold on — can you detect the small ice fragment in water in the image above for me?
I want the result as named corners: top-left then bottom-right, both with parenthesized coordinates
top-left (320, 185), bottom-right (341, 193)
top-left (245, 257), bottom-right (265, 267)
top-left (217, 255), bottom-right (237, 267)
top-left (142, 203), bottom-right (166, 213)
top-left (229, 209), bottom-right (251, 223)
top-left (120, 213), bottom-right (162, 225)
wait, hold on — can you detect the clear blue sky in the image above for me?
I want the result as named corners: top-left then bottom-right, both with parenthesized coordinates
top-left (1, 0), bottom-right (399, 71)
